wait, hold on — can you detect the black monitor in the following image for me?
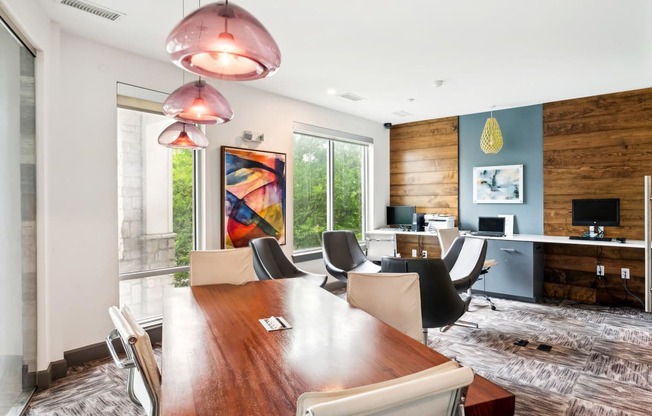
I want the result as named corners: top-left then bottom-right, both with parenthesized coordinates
top-left (571, 198), bottom-right (620, 226)
top-left (386, 205), bottom-right (416, 227)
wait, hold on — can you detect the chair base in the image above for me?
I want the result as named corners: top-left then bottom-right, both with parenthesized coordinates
top-left (440, 320), bottom-right (479, 333)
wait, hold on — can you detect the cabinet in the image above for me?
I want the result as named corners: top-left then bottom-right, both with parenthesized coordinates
top-left (472, 240), bottom-right (543, 302)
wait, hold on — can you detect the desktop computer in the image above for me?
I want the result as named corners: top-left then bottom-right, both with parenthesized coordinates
top-left (411, 213), bottom-right (425, 232)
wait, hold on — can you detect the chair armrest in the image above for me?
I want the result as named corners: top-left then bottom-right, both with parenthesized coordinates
top-left (106, 328), bottom-right (135, 370)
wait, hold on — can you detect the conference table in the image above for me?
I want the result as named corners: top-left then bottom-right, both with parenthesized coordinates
top-left (161, 278), bottom-right (515, 415)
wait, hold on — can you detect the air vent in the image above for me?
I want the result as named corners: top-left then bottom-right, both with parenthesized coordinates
top-left (60, 0), bottom-right (124, 21)
top-left (392, 110), bottom-right (413, 117)
top-left (339, 92), bottom-right (366, 102)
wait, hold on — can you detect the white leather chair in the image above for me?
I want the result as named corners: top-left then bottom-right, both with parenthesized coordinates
top-left (189, 247), bottom-right (258, 286)
top-left (437, 227), bottom-right (460, 257)
top-left (347, 272), bottom-right (422, 342)
top-left (296, 361), bottom-right (474, 416)
top-left (106, 305), bottom-right (161, 416)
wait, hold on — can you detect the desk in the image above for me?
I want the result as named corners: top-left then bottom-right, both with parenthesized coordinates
top-left (162, 279), bottom-right (515, 415)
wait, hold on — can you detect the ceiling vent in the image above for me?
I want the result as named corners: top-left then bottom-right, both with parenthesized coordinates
top-left (392, 110), bottom-right (412, 117)
top-left (339, 93), bottom-right (366, 102)
top-left (60, 0), bottom-right (124, 21)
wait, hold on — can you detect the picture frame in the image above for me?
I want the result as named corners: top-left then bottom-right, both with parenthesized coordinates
top-left (473, 164), bottom-right (524, 204)
top-left (221, 146), bottom-right (286, 248)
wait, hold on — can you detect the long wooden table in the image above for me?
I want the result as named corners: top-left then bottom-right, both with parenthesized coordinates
top-left (162, 279), bottom-right (514, 415)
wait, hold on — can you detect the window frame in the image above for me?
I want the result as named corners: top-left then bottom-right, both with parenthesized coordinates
top-left (292, 123), bottom-right (371, 255)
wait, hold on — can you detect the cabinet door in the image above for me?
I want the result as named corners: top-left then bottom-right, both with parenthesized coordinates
top-left (485, 240), bottom-right (534, 299)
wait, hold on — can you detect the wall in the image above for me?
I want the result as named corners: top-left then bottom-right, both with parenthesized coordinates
top-left (4, 2), bottom-right (389, 370)
top-left (458, 105), bottom-right (544, 234)
top-left (542, 88), bottom-right (652, 305)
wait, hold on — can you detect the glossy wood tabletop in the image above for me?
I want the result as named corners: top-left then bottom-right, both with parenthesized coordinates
top-left (162, 279), bottom-right (514, 415)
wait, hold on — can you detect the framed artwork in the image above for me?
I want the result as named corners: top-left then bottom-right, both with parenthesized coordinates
top-left (221, 146), bottom-right (286, 248)
top-left (473, 164), bottom-right (524, 204)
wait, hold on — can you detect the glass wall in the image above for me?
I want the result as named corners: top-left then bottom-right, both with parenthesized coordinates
top-left (0, 15), bottom-right (37, 414)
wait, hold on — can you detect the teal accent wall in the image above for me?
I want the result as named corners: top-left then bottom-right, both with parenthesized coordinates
top-left (458, 105), bottom-right (543, 234)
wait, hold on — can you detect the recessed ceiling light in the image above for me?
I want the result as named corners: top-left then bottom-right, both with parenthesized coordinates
top-left (326, 88), bottom-right (337, 95)
top-left (433, 80), bottom-right (444, 88)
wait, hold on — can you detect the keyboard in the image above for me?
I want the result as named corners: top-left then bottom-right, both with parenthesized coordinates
top-left (471, 231), bottom-right (505, 237)
top-left (568, 236), bottom-right (612, 241)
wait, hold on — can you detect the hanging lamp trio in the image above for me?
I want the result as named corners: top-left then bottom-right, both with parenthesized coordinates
top-left (159, 1), bottom-right (281, 149)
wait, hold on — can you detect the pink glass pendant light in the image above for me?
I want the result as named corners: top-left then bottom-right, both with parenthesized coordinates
top-left (158, 121), bottom-right (209, 149)
top-left (166, 1), bottom-right (281, 81)
top-left (163, 79), bottom-right (234, 124)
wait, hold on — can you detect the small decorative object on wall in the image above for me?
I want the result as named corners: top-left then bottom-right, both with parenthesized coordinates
top-left (221, 146), bottom-right (286, 248)
top-left (473, 164), bottom-right (523, 203)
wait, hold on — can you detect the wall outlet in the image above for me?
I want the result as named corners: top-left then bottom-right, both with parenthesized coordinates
top-left (597, 265), bottom-right (604, 276)
top-left (621, 268), bottom-right (630, 279)
top-left (411, 249), bottom-right (417, 257)
top-left (421, 250), bottom-right (428, 258)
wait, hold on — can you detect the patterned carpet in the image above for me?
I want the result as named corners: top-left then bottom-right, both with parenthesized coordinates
top-left (24, 295), bottom-right (652, 415)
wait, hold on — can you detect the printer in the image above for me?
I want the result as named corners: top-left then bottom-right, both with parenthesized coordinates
top-left (424, 214), bottom-right (456, 232)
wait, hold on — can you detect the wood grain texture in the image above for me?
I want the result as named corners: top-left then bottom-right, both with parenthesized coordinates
top-left (543, 87), bottom-right (652, 305)
top-left (161, 279), bottom-right (514, 415)
top-left (389, 117), bottom-right (459, 219)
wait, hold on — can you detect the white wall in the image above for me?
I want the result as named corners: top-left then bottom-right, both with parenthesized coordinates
top-left (2, 0), bottom-right (390, 370)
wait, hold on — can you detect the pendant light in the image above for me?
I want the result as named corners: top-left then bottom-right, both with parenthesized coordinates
top-left (158, 121), bottom-right (209, 149)
top-left (163, 78), bottom-right (234, 124)
top-left (480, 107), bottom-right (504, 154)
top-left (166, 1), bottom-right (281, 81)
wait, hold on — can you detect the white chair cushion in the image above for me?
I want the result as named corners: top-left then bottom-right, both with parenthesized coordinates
top-left (189, 248), bottom-right (258, 286)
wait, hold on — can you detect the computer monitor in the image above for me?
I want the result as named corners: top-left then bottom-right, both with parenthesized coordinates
top-left (571, 198), bottom-right (620, 227)
top-left (386, 205), bottom-right (416, 227)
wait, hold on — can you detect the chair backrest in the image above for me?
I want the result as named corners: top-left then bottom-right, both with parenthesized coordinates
top-left (381, 257), bottom-right (467, 329)
top-left (189, 248), bottom-right (258, 286)
top-left (437, 227), bottom-right (460, 257)
top-left (296, 361), bottom-right (474, 416)
top-left (322, 231), bottom-right (369, 280)
top-left (443, 237), bottom-right (487, 281)
top-left (347, 272), bottom-right (422, 342)
top-left (249, 237), bottom-right (298, 280)
top-left (108, 306), bottom-right (161, 416)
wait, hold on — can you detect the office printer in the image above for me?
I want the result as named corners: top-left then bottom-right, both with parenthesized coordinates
top-left (424, 214), bottom-right (455, 232)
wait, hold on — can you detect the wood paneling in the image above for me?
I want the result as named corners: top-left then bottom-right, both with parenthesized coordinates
top-left (390, 118), bottom-right (458, 257)
top-left (543, 87), bottom-right (652, 306)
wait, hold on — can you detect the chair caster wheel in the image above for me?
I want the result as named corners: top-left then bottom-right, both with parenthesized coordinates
top-left (491, 306), bottom-right (496, 311)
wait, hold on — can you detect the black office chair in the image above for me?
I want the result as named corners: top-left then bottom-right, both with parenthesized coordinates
top-left (322, 230), bottom-right (380, 282)
top-left (381, 257), bottom-right (474, 343)
top-left (249, 237), bottom-right (328, 287)
top-left (442, 236), bottom-right (490, 308)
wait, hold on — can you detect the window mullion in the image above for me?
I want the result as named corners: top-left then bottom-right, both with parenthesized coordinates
top-left (327, 140), bottom-right (334, 230)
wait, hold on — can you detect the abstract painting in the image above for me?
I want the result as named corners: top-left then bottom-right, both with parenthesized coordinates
top-left (221, 146), bottom-right (286, 248)
top-left (473, 164), bottom-right (524, 203)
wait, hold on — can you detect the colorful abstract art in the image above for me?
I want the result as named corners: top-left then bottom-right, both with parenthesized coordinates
top-left (221, 146), bottom-right (286, 248)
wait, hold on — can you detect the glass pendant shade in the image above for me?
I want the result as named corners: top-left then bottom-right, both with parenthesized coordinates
top-left (480, 117), bottom-right (504, 154)
top-left (163, 79), bottom-right (234, 124)
top-left (166, 1), bottom-right (281, 81)
top-left (158, 122), bottom-right (209, 149)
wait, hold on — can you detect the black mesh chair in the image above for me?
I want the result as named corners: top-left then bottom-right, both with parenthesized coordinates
top-left (381, 257), bottom-right (474, 343)
top-left (249, 237), bottom-right (328, 287)
top-left (322, 230), bottom-right (380, 282)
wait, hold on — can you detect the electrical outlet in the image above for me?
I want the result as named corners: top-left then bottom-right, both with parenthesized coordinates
top-left (597, 265), bottom-right (604, 276)
top-left (421, 250), bottom-right (428, 258)
top-left (411, 249), bottom-right (417, 257)
top-left (621, 268), bottom-right (630, 279)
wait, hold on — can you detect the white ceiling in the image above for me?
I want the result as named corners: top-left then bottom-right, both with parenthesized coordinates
top-left (35, 0), bottom-right (652, 124)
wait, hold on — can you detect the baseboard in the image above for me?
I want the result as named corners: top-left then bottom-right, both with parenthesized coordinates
top-left (36, 323), bottom-right (162, 389)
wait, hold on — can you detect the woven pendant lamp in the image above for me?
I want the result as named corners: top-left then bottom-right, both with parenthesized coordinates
top-left (480, 109), bottom-right (503, 154)
top-left (158, 122), bottom-right (209, 150)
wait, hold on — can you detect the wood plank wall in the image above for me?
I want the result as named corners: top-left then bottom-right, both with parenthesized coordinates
top-left (389, 117), bottom-right (458, 258)
top-left (542, 88), bottom-right (652, 306)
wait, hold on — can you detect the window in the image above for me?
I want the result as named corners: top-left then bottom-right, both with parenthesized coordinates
top-left (116, 85), bottom-right (203, 322)
top-left (293, 125), bottom-right (369, 251)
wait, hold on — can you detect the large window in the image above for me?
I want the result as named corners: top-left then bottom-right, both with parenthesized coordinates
top-left (293, 127), bottom-right (369, 251)
top-left (117, 86), bottom-right (202, 322)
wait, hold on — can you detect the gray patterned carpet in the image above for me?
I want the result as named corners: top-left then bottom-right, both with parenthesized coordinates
top-left (24, 296), bottom-right (652, 415)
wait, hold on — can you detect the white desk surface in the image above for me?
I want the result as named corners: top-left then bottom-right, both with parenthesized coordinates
top-left (367, 229), bottom-right (645, 249)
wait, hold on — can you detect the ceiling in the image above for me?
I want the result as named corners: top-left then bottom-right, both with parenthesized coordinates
top-left (35, 0), bottom-right (652, 124)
